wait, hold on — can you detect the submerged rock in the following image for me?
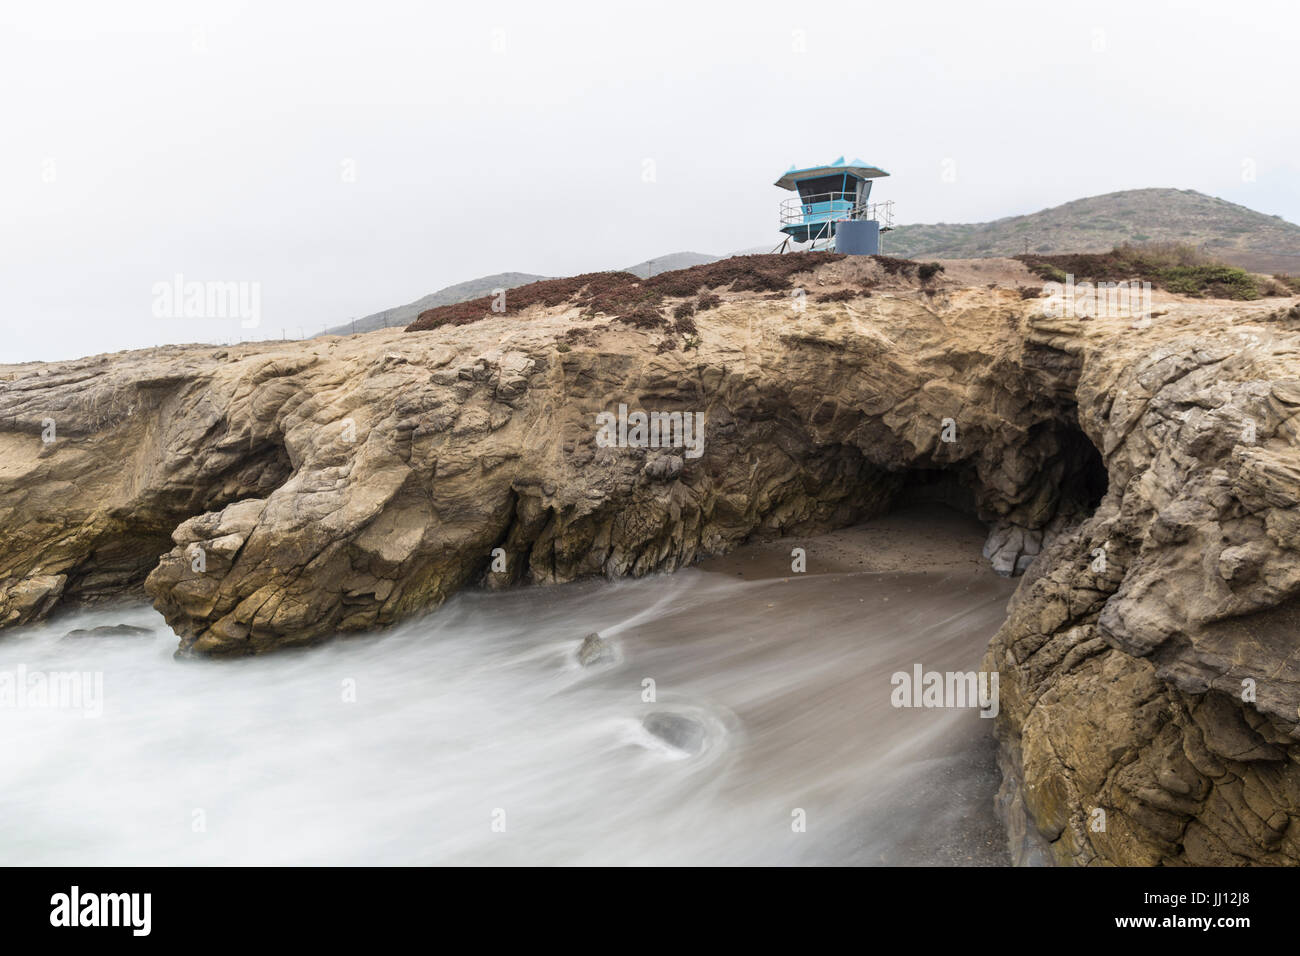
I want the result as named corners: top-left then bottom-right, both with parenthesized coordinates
top-left (63, 624), bottom-right (155, 639)
top-left (576, 632), bottom-right (616, 667)
top-left (642, 712), bottom-right (706, 755)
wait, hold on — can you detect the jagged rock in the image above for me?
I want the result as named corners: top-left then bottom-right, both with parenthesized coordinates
top-left (986, 298), bottom-right (1300, 866)
top-left (643, 454), bottom-right (683, 482)
top-left (1, 575), bottom-right (66, 627)
top-left (1217, 542), bottom-right (1267, 582)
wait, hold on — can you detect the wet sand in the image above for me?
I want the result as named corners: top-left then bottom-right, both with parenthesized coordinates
top-left (699, 503), bottom-right (994, 579)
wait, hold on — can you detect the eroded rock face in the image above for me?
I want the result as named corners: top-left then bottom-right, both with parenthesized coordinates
top-left (985, 306), bottom-right (1300, 865)
top-left (1, 262), bottom-right (1089, 655)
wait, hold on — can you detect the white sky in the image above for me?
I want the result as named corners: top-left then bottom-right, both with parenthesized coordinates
top-left (3, 0), bottom-right (1297, 363)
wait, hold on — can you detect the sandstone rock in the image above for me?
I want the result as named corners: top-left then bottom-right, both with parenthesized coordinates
top-left (1218, 542), bottom-right (1267, 582)
top-left (643, 454), bottom-right (683, 482)
top-left (576, 633), bottom-right (616, 667)
top-left (1, 575), bottom-right (66, 627)
top-left (986, 297), bottom-right (1300, 866)
top-left (1, 269), bottom-right (1098, 655)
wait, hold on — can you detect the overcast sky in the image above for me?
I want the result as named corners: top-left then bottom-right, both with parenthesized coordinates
top-left (3, 0), bottom-right (1297, 363)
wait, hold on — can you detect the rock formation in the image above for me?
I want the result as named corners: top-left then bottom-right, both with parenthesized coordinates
top-left (0, 257), bottom-right (1088, 651)
top-left (987, 302), bottom-right (1300, 865)
top-left (2, 253), bottom-right (1298, 865)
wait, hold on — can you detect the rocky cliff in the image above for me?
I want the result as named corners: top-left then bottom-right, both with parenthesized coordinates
top-left (2, 254), bottom-right (1298, 865)
top-left (987, 299), bottom-right (1300, 866)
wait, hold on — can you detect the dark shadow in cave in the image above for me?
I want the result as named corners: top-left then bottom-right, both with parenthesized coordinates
top-left (879, 421), bottom-right (1109, 560)
top-left (59, 434), bottom-right (295, 607)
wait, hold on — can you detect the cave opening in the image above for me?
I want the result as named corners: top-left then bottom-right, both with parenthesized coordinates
top-left (1061, 427), bottom-right (1109, 513)
top-left (870, 421), bottom-right (1109, 576)
top-left (891, 466), bottom-right (981, 518)
top-left (58, 434), bottom-right (295, 609)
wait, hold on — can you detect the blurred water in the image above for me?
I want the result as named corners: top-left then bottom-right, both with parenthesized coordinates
top-left (0, 565), bottom-right (1013, 865)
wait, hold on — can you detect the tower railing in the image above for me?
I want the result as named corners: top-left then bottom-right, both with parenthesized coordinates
top-left (780, 193), bottom-right (895, 231)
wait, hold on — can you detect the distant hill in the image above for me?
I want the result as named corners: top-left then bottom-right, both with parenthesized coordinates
top-left (885, 188), bottom-right (1300, 272)
top-left (622, 251), bottom-right (721, 278)
top-left (321, 253), bottom-right (731, 337)
top-left (319, 272), bottom-right (547, 336)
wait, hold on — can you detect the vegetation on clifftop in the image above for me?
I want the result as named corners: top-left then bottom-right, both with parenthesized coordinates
top-left (1017, 242), bottom-right (1294, 300)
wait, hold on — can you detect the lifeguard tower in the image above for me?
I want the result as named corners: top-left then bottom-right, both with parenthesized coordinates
top-left (774, 157), bottom-right (894, 254)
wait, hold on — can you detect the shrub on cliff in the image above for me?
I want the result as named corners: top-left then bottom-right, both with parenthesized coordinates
top-left (1017, 242), bottom-right (1265, 300)
top-left (407, 255), bottom-right (851, 333)
top-left (1271, 273), bottom-right (1300, 295)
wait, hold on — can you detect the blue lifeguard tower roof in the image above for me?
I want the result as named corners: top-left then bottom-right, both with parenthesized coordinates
top-left (774, 156), bottom-right (889, 191)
